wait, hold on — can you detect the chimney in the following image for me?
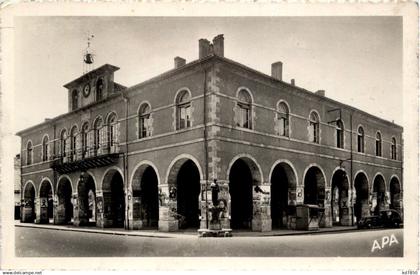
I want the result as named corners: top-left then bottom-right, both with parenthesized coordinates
top-left (213, 34), bottom-right (224, 57)
top-left (199, 39), bottom-right (211, 59)
top-left (316, 90), bottom-right (325, 97)
top-left (271, 62), bottom-right (283, 81)
top-left (291, 79), bottom-right (295, 86)
top-left (174, 56), bottom-right (186, 69)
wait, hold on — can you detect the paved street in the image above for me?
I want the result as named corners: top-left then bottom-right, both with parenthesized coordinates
top-left (15, 226), bottom-right (403, 257)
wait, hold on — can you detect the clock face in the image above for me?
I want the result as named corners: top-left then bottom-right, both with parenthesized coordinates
top-left (83, 84), bottom-right (91, 97)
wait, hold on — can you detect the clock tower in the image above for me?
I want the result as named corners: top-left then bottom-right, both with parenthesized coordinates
top-left (63, 64), bottom-right (123, 112)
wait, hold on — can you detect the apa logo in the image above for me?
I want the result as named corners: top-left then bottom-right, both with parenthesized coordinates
top-left (371, 234), bottom-right (399, 252)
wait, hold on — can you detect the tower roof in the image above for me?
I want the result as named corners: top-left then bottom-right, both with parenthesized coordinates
top-left (63, 64), bottom-right (119, 89)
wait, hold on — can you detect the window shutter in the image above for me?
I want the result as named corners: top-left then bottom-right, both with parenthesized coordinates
top-left (76, 134), bottom-right (82, 160)
top-left (99, 127), bottom-right (105, 152)
top-left (114, 122), bottom-right (120, 144)
top-left (58, 140), bottom-right (62, 158)
top-left (87, 131), bottom-right (93, 157)
top-left (309, 123), bottom-right (314, 142)
top-left (47, 143), bottom-right (51, 160)
top-left (65, 138), bottom-right (70, 159)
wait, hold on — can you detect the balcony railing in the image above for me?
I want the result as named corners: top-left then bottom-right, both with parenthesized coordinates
top-left (51, 142), bottom-right (120, 174)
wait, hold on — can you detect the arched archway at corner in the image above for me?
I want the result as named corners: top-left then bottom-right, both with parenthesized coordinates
top-left (390, 177), bottom-right (401, 212)
top-left (131, 165), bottom-right (159, 229)
top-left (22, 182), bottom-right (36, 223)
top-left (102, 170), bottom-right (125, 228)
top-left (39, 180), bottom-right (54, 224)
top-left (176, 160), bottom-right (201, 229)
top-left (55, 177), bottom-right (73, 225)
top-left (270, 162), bottom-right (297, 229)
top-left (75, 174), bottom-right (96, 226)
top-left (331, 169), bottom-right (350, 226)
top-left (373, 175), bottom-right (386, 215)
top-left (354, 172), bottom-right (369, 222)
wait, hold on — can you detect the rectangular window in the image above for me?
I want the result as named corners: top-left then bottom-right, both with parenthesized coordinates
top-left (277, 114), bottom-right (289, 137)
top-left (279, 118), bottom-right (285, 136)
top-left (140, 115), bottom-right (151, 138)
top-left (357, 136), bottom-right (364, 153)
top-left (309, 122), bottom-right (318, 143)
top-left (376, 141), bottom-right (381, 156)
top-left (179, 104), bottom-right (191, 129)
top-left (237, 104), bottom-right (250, 129)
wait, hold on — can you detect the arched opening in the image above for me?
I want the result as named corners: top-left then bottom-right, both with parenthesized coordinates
top-left (72, 89), bottom-right (78, 110)
top-left (354, 172), bottom-right (369, 222)
top-left (76, 174), bottom-right (96, 226)
top-left (81, 122), bottom-right (89, 158)
top-left (373, 175), bottom-right (386, 215)
top-left (132, 165), bottom-right (159, 229)
top-left (39, 180), bottom-right (54, 224)
top-left (390, 177), bottom-right (401, 212)
top-left (331, 169), bottom-right (349, 225)
top-left (93, 117), bottom-right (103, 156)
top-left (336, 120), bottom-right (344, 148)
top-left (276, 102), bottom-right (289, 137)
top-left (26, 141), bottom-right (33, 165)
top-left (96, 78), bottom-right (104, 101)
top-left (176, 160), bottom-right (200, 229)
top-left (357, 126), bottom-right (364, 153)
top-left (229, 159), bottom-right (257, 230)
top-left (236, 89), bottom-right (252, 129)
top-left (176, 90), bottom-right (192, 130)
top-left (56, 177), bottom-right (73, 224)
top-left (138, 103), bottom-right (152, 138)
top-left (270, 162), bottom-right (297, 229)
top-left (103, 170), bottom-right (125, 228)
top-left (22, 183), bottom-right (36, 223)
top-left (308, 111), bottom-right (320, 143)
top-left (42, 136), bottom-right (49, 161)
top-left (107, 113), bottom-right (118, 149)
top-left (303, 166), bottom-right (325, 206)
top-left (375, 132), bottom-right (382, 157)
top-left (391, 138), bottom-right (397, 160)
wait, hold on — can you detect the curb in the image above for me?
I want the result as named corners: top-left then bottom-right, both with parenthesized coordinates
top-left (15, 224), bottom-right (178, 239)
top-left (16, 223), bottom-right (360, 238)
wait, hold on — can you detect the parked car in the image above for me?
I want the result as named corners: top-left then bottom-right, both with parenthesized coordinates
top-left (357, 209), bottom-right (402, 229)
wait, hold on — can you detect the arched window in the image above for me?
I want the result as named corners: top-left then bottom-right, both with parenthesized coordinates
top-left (72, 90), bottom-right (78, 110)
top-left (60, 130), bottom-right (67, 158)
top-left (107, 113), bottom-right (117, 147)
top-left (176, 90), bottom-right (191, 130)
top-left (357, 126), bottom-right (364, 153)
top-left (277, 102), bottom-right (289, 137)
top-left (139, 103), bottom-right (151, 138)
top-left (42, 136), bottom-right (49, 162)
top-left (96, 78), bottom-right (104, 101)
top-left (26, 141), bottom-right (33, 165)
top-left (375, 132), bottom-right (382, 157)
top-left (81, 122), bottom-right (89, 158)
top-left (309, 111), bottom-right (320, 143)
top-left (336, 120), bottom-right (344, 148)
top-left (236, 89), bottom-right (252, 129)
top-left (391, 137), bottom-right (397, 160)
top-left (70, 126), bottom-right (78, 159)
top-left (93, 117), bottom-right (103, 154)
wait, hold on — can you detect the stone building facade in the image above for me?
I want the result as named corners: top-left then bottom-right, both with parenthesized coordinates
top-left (17, 34), bottom-right (403, 232)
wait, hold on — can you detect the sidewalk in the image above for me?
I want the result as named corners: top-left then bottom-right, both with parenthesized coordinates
top-left (15, 220), bottom-right (357, 238)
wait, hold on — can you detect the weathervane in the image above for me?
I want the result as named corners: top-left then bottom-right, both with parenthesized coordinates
top-left (83, 33), bottom-right (95, 73)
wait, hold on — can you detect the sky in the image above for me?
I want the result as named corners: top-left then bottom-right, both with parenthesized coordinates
top-left (13, 16), bottom-right (402, 153)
